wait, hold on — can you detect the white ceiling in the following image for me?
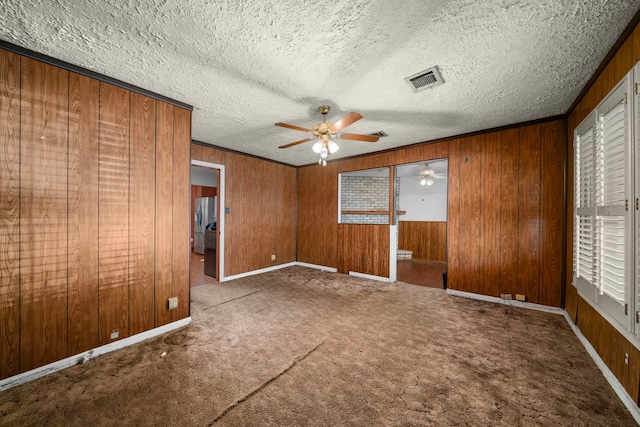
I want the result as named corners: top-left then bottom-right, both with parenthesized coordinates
top-left (343, 159), bottom-right (448, 177)
top-left (397, 159), bottom-right (448, 178)
top-left (191, 165), bottom-right (218, 187)
top-left (1, 1), bottom-right (637, 166)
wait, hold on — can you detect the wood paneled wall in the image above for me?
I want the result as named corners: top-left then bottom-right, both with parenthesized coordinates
top-left (448, 123), bottom-right (564, 305)
top-left (298, 163), bottom-right (339, 268)
top-left (298, 120), bottom-right (564, 306)
top-left (20, 55), bottom-right (70, 372)
top-left (337, 224), bottom-right (390, 277)
top-left (565, 20), bottom-right (640, 404)
top-left (0, 49), bottom-right (191, 379)
top-left (128, 92), bottom-right (156, 336)
top-left (191, 144), bottom-right (298, 277)
top-left (398, 221), bottom-right (446, 262)
top-left (1, 49), bottom-right (20, 378)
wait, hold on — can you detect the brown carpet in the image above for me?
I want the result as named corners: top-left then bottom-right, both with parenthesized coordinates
top-left (0, 266), bottom-right (635, 426)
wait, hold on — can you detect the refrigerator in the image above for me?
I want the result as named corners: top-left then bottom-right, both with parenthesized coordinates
top-left (194, 197), bottom-right (217, 255)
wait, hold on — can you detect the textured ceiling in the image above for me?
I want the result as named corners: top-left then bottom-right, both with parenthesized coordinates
top-left (1, 0), bottom-right (638, 166)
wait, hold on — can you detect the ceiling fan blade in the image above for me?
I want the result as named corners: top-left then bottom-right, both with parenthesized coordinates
top-left (275, 122), bottom-right (313, 133)
top-left (329, 112), bottom-right (362, 133)
top-left (278, 138), bottom-right (313, 149)
top-left (337, 133), bottom-right (379, 142)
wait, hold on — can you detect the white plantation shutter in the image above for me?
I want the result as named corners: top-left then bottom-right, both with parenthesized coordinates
top-left (601, 103), bottom-right (626, 205)
top-left (578, 126), bottom-right (594, 208)
top-left (577, 217), bottom-right (594, 283)
top-left (594, 78), bottom-right (631, 327)
top-left (599, 218), bottom-right (625, 302)
top-left (573, 74), bottom-right (632, 330)
top-left (596, 99), bottom-right (627, 305)
top-left (574, 113), bottom-right (596, 292)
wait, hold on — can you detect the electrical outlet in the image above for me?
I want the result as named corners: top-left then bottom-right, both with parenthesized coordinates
top-left (110, 330), bottom-right (119, 340)
top-left (168, 297), bottom-right (178, 310)
top-left (500, 294), bottom-right (513, 300)
top-left (625, 353), bottom-right (629, 365)
top-left (515, 294), bottom-right (526, 302)
top-left (271, 254), bottom-right (276, 261)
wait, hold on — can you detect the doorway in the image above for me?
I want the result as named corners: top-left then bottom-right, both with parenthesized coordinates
top-left (190, 161), bottom-right (225, 287)
top-left (395, 159), bottom-right (448, 288)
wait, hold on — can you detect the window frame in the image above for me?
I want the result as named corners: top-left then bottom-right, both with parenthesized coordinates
top-left (573, 72), bottom-right (634, 333)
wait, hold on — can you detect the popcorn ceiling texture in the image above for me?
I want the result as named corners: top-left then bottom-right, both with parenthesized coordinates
top-left (0, 0), bottom-right (638, 165)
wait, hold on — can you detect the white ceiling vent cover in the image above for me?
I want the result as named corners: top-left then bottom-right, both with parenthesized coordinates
top-left (405, 66), bottom-right (444, 92)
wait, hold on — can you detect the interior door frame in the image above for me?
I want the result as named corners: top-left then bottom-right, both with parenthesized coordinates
top-left (393, 158), bottom-right (449, 286)
top-left (191, 160), bottom-right (226, 281)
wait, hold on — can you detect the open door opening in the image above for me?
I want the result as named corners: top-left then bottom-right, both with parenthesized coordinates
top-left (394, 159), bottom-right (448, 289)
top-left (190, 162), bottom-right (224, 287)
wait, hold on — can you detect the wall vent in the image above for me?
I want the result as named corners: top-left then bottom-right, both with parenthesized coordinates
top-left (405, 66), bottom-right (444, 92)
top-left (370, 131), bottom-right (388, 138)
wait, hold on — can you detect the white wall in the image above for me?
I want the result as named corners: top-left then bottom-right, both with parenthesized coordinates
top-left (398, 176), bottom-right (447, 221)
top-left (191, 165), bottom-right (218, 187)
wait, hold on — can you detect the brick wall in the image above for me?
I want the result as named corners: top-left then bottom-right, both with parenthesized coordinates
top-left (341, 176), bottom-right (389, 224)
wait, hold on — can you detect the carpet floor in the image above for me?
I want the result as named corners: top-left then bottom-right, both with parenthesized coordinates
top-left (0, 266), bottom-right (635, 426)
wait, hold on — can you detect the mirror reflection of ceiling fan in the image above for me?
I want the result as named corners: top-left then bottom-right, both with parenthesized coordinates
top-left (275, 105), bottom-right (379, 166)
top-left (418, 163), bottom-right (446, 186)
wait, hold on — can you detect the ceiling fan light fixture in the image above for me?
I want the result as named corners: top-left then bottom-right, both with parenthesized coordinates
top-left (419, 167), bottom-right (434, 177)
top-left (427, 178), bottom-right (434, 186)
top-left (420, 178), bottom-right (427, 186)
top-left (312, 140), bottom-right (323, 153)
top-left (276, 105), bottom-right (377, 166)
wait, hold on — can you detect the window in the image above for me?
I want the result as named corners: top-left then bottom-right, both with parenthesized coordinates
top-left (595, 80), bottom-right (631, 327)
top-left (573, 70), bottom-right (634, 331)
top-left (338, 168), bottom-right (391, 225)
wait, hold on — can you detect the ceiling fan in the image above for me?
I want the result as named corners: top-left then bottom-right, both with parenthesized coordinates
top-left (275, 105), bottom-right (379, 166)
top-left (418, 163), bottom-right (446, 186)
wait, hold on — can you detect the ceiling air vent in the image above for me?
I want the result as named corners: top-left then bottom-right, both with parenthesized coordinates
top-left (405, 66), bottom-right (444, 93)
top-left (370, 131), bottom-right (388, 138)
